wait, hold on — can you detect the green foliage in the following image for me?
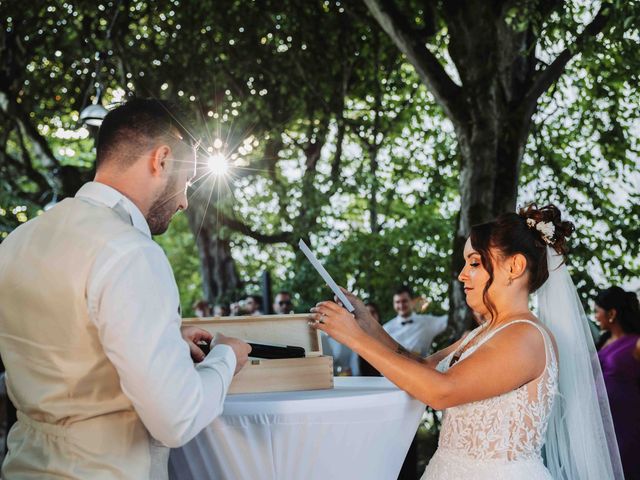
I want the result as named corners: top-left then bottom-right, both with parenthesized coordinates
top-left (154, 213), bottom-right (203, 317)
top-left (520, 6), bottom-right (640, 304)
top-left (1, 0), bottom-right (638, 320)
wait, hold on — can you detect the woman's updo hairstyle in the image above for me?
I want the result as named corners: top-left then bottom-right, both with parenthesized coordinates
top-left (595, 286), bottom-right (640, 336)
top-left (469, 204), bottom-right (574, 320)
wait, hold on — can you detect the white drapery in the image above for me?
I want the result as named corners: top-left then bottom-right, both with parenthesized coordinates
top-left (169, 377), bottom-right (425, 480)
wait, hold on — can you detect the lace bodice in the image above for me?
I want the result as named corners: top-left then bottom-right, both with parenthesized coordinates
top-left (435, 320), bottom-right (558, 462)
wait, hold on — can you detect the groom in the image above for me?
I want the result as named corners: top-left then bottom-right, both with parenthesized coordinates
top-left (0, 99), bottom-right (250, 479)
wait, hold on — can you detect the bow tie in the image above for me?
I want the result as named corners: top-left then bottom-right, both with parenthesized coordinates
top-left (401, 319), bottom-right (414, 325)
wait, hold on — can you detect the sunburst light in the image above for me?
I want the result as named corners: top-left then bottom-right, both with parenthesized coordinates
top-left (207, 152), bottom-right (230, 176)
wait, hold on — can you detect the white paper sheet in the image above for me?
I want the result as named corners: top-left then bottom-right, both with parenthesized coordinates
top-left (298, 239), bottom-right (355, 312)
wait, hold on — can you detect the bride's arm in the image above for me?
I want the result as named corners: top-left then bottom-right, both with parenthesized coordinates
top-left (392, 335), bottom-right (468, 369)
top-left (336, 288), bottom-right (464, 368)
top-left (312, 301), bottom-right (545, 409)
top-left (421, 334), bottom-right (470, 368)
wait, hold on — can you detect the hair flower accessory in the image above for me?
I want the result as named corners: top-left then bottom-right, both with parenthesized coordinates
top-left (526, 218), bottom-right (555, 245)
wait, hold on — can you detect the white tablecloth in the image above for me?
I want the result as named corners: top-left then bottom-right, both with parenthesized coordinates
top-left (169, 377), bottom-right (425, 480)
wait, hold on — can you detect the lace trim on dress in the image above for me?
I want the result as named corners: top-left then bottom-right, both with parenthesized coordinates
top-left (435, 320), bottom-right (558, 462)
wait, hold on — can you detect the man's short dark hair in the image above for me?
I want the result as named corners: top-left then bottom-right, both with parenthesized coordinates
top-left (96, 98), bottom-right (195, 169)
top-left (247, 295), bottom-right (262, 307)
top-left (394, 286), bottom-right (413, 297)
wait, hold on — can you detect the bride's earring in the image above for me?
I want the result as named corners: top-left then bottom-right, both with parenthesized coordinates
top-left (507, 277), bottom-right (513, 286)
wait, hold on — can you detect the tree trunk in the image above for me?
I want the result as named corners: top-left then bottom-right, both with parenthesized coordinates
top-left (186, 206), bottom-right (241, 304)
top-left (449, 112), bottom-right (530, 334)
top-left (442, 1), bottom-right (536, 334)
top-left (363, 0), bottom-right (545, 334)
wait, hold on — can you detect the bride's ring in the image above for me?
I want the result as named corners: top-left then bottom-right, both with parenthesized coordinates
top-left (318, 313), bottom-right (327, 324)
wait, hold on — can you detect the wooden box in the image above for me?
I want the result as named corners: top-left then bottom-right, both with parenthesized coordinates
top-left (182, 314), bottom-right (334, 394)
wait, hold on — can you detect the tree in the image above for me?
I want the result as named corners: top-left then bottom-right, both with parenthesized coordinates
top-left (1, 0), bottom-right (448, 310)
top-left (110, 0), bottom-right (451, 308)
top-left (1, 0), bottom-right (638, 321)
top-left (362, 0), bottom-right (640, 332)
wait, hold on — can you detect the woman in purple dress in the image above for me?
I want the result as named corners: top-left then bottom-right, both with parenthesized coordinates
top-left (595, 286), bottom-right (640, 479)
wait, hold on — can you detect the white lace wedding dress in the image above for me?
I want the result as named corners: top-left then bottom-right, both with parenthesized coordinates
top-left (421, 320), bottom-right (558, 479)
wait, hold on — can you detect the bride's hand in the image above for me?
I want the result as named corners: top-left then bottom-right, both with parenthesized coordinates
top-left (310, 301), bottom-right (367, 349)
top-left (334, 287), bottom-right (386, 340)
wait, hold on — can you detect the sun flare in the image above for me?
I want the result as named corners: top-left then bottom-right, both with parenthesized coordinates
top-left (207, 153), bottom-right (230, 176)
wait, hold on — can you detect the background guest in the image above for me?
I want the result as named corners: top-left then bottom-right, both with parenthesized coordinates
top-left (383, 286), bottom-right (447, 357)
top-left (273, 291), bottom-right (294, 314)
top-left (244, 295), bottom-right (263, 315)
top-left (213, 303), bottom-right (230, 317)
top-left (383, 287), bottom-right (447, 480)
top-left (192, 300), bottom-right (212, 318)
top-left (229, 302), bottom-right (241, 316)
top-left (595, 286), bottom-right (640, 479)
top-left (366, 302), bottom-right (381, 322)
top-left (320, 334), bottom-right (360, 376)
top-left (359, 302), bottom-right (382, 377)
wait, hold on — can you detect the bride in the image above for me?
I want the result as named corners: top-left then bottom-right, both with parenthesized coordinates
top-left (310, 204), bottom-right (623, 479)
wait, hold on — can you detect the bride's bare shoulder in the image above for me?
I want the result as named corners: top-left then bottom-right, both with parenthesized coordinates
top-left (493, 318), bottom-right (558, 362)
top-left (523, 317), bottom-right (558, 359)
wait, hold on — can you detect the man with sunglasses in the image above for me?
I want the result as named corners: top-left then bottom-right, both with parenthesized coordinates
top-left (0, 99), bottom-right (250, 479)
top-left (273, 291), bottom-right (294, 314)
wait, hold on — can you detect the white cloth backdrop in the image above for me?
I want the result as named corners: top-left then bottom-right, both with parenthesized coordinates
top-left (169, 377), bottom-right (425, 480)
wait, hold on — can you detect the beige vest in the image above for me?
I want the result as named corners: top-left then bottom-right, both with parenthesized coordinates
top-left (0, 198), bottom-right (162, 479)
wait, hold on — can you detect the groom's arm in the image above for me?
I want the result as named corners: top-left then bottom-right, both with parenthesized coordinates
top-left (87, 239), bottom-right (245, 447)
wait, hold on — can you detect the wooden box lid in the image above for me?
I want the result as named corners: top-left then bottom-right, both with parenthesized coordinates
top-left (182, 314), bottom-right (323, 356)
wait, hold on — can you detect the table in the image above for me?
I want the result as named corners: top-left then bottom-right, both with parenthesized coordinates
top-left (169, 377), bottom-right (425, 480)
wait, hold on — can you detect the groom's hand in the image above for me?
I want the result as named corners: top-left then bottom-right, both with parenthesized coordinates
top-left (181, 326), bottom-right (213, 363)
top-left (213, 333), bottom-right (252, 375)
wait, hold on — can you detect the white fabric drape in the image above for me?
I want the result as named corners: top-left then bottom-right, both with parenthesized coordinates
top-left (169, 377), bottom-right (425, 480)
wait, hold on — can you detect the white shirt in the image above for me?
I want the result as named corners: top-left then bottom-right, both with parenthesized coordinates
top-left (383, 313), bottom-right (448, 357)
top-left (320, 333), bottom-right (360, 376)
top-left (77, 182), bottom-right (236, 448)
